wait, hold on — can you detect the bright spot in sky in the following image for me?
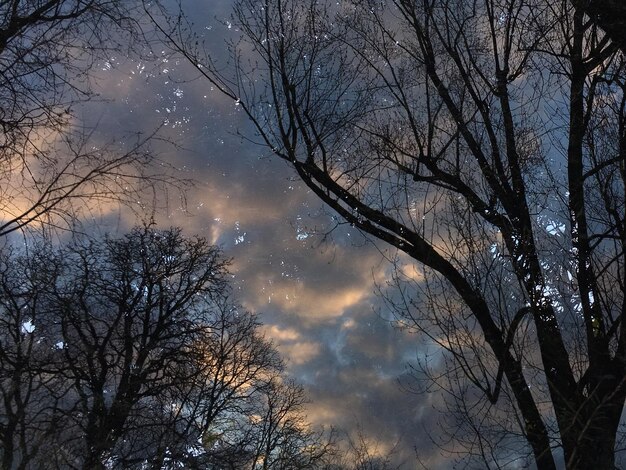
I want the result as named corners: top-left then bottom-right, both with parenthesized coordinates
top-left (545, 221), bottom-right (566, 235)
top-left (21, 320), bottom-right (35, 334)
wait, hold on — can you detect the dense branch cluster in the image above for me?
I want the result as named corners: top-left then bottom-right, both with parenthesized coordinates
top-left (0, 0), bottom-right (180, 237)
top-left (9, 0), bottom-right (626, 467)
top-left (170, 0), bottom-right (626, 467)
top-left (0, 227), bottom-right (335, 469)
top-left (0, 2), bottom-right (406, 469)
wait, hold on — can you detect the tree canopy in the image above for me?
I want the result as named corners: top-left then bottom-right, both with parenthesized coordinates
top-left (0, 2), bottom-right (408, 469)
top-left (572, 0), bottom-right (626, 53)
top-left (0, 0), bottom-right (179, 237)
top-left (164, 0), bottom-right (626, 467)
top-left (0, 226), bottom-right (339, 469)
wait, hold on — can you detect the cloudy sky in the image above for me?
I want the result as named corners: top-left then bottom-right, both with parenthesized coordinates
top-left (84, 2), bottom-right (450, 467)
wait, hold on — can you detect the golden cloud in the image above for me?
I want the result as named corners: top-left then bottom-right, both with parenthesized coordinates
top-left (262, 324), bottom-right (321, 366)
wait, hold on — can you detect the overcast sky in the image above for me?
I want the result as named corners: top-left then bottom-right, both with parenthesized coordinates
top-left (82, 2), bottom-right (454, 467)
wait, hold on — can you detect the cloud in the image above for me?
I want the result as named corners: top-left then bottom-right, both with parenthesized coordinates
top-left (262, 324), bottom-right (321, 366)
top-left (71, 3), bottom-right (458, 466)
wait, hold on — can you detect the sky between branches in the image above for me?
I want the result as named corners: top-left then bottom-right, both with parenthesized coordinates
top-left (77, 1), bottom-right (455, 466)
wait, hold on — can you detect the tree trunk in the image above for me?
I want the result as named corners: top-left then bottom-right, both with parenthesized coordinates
top-left (1, 427), bottom-right (15, 470)
top-left (564, 409), bottom-right (622, 469)
top-left (83, 427), bottom-right (108, 470)
top-left (571, 0), bottom-right (626, 54)
top-left (566, 433), bottom-right (616, 469)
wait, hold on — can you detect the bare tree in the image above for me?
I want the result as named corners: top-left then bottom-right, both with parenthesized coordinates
top-left (143, 300), bottom-right (288, 469)
top-left (0, 227), bottom-right (228, 468)
top-left (160, 0), bottom-right (626, 468)
top-left (326, 425), bottom-right (400, 470)
top-left (0, 226), bottom-right (337, 469)
top-left (243, 377), bottom-right (335, 470)
top-left (53, 228), bottom-right (231, 469)
top-left (571, 1), bottom-right (626, 53)
top-left (0, 246), bottom-right (68, 470)
top-left (0, 1), bottom-right (180, 237)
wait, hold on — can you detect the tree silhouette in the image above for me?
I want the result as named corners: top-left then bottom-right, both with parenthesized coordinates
top-left (571, 1), bottom-right (626, 53)
top-left (0, 1), bottom-right (179, 237)
top-left (162, 0), bottom-right (626, 467)
top-left (0, 227), bottom-right (336, 469)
